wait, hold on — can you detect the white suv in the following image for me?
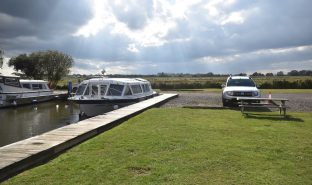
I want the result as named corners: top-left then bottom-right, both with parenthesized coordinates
top-left (222, 76), bottom-right (260, 106)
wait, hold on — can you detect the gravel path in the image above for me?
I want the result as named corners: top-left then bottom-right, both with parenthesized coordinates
top-left (161, 91), bottom-right (312, 112)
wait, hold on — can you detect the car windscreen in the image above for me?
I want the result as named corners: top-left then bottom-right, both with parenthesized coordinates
top-left (227, 79), bottom-right (255, 87)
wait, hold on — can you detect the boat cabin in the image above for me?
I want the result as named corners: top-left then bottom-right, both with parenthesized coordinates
top-left (0, 75), bottom-right (50, 92)
top-left (74, 78), bottom-right (153, 100)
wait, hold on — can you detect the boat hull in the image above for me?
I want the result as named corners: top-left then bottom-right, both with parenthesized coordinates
top-left (0, 94), bottom-right (55, 108)
top-left (73, 94), bottom-right (156, 117)
top-left (79, 102), bottom-right (133, 117)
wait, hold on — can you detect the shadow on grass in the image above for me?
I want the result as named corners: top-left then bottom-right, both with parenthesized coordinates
top-left (226, 106), bottom-right (304, 122)
top-left (243, 113), bottom-right (304, 122)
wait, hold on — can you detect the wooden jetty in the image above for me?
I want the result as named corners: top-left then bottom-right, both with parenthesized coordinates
top-left (0, 93), bottom-right (178, 182)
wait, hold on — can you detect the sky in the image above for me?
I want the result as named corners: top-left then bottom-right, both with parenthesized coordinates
top-left (0, 0), bottom-right (312, 75)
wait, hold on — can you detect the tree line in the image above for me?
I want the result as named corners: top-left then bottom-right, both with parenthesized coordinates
top-left (70, 70), bottom-right (312, 78)
top-left (251, 70), bottom-right (312, 76)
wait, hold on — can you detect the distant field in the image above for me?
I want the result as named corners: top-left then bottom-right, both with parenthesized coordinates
top-left (145, 76), bottom-right (312, 89)
top-left (57, 76), bottom-right (312, 90)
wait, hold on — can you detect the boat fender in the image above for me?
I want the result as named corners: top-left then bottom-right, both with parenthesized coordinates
top-left (113, 105), bottom-right (119, 109)
top-left (13, 100), bottom-right (17, 106)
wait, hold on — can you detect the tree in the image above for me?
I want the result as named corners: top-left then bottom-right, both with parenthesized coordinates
top-left (288, 70), bottom-right (299, 76)
top-left (42, 50), bottom-right (74, 88)
top-left (276, 71), bottom-right (284, 76)
top-left (251, 72), bottom-right (264, 76)
top-left (9, 50), bottom-right (74, 88)
top-left (235, 73), bottom-right (247, 76)
top-left (266, 73), bottom-right (274, 76)
top-left (9, 53), bottom-right (44, 79)
top-left (0, 49), bottom-right (3, 69)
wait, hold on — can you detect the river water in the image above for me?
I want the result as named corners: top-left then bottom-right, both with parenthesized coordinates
top-left (0, 101), bottom-right (80, 147)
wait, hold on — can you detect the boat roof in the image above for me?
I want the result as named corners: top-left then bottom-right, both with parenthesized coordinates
top-left (83, 78), bottom-right (150, 84)
top-left (20, 79), bottom-right (48, 83)
top-left (0, 74), bottom-right (20, 78)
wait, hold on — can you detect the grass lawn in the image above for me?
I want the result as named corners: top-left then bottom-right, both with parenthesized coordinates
top-left (4, 108), bottom-right (312, 185)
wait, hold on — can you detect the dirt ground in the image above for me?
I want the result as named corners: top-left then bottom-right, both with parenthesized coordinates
top-left (161, 91), bottom-right (312, 112)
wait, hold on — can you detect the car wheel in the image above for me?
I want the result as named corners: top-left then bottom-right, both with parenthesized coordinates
top-left (222, 98), bottom-right (228, 107)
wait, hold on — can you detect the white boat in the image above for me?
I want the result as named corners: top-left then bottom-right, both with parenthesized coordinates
top-left (0, 75), bottom-right (54, 107)
top-left (68, 78), bottom-right (157, 117)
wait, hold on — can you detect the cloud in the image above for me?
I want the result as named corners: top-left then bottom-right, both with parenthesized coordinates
top-left (0, 0), bottom-right (311, 75)
top-left (0, 0), bottom-right (92, 40)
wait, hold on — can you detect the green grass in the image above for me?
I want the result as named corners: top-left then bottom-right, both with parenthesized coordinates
top-left (4, 108), bottom-right (312, 185)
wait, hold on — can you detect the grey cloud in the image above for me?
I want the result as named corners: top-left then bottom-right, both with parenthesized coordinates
top-left (0, 0), bottom-right (311, 75)
top-left (110, 0), bottom-right (153, 30)
top-left (0, 0), bottom-right (92, 39)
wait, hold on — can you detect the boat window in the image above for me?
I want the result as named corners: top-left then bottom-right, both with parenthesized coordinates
top-left (84, 85), bottom-right (90, 95)
top-left (0, 77), bottom-right (3, 83)
top-left (32, 84), bottom-right (40, 90)
top-left (100, 85), bottom-right (107, 95)
top-left (0, 86), bottom-right (2, 92)
top-left (42, 84), bottom-right (47, 89)
top-left (4, 77), bottom-right (20, 87)
top-left (146, 84), bottom-right (150, 92)
top-left (76, 84), bottom-right (87, 95)
top-left (142, 84), bottom-right (150, 92)
top-left (22, 84), bottom-right (31, 89)
top-left (131, 85), bottom-right (142, 94)
top-left (124, 85), bottom-right (132, 96)
top-left (107, 84), bottom-right (124, 96)
top-left (92, 85), bottom-right (99, 96)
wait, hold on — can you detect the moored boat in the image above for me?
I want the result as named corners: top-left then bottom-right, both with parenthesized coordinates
top-left (68, 78), bottom-right (157, 117)
top-left (0, 75), bottom-right (54, 107)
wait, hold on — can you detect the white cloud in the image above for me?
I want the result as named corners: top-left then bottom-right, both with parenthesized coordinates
top-left (0, 57), bottom-right (15, 75)
top-left (221, 11), bottom-right (245, 25)
top-left (1, 0), bottom-right (312, 75)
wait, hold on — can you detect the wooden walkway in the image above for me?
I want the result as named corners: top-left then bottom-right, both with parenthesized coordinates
top-left (0, 93), bottom-right (178, 182)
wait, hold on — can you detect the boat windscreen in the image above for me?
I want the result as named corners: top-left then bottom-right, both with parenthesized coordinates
top-left (92, 85), bottom-right (98, 96)
top-left (142, 84), bottom-right (150, 92)
top-left (131, 85), bottom-right (142, 94)
top-left (124, 85), bottom-right (132, 95)
top-left (100, 85), bottom-right (107, 95)
top-left (107, 84), bottom-right (124, 96)
top-left (76, 84), bottom-right (87, 95)
top-left (4, 77), bottom-right (20, 87)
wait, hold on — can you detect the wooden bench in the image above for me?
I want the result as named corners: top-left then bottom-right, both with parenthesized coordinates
top-left (236, 97), bottom-right (289, 117)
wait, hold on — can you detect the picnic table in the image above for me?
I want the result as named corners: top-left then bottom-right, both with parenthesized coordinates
top-left (236, 97), bottom-right (289, 117)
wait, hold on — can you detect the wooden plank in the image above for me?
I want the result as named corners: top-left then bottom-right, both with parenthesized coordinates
top-left (0, 93), bottom-right (177, 182)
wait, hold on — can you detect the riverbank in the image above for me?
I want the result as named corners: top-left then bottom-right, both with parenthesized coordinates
top-left (3, 108), bottom-right (312, 184)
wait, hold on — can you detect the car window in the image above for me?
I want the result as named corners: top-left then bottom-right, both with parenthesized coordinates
top-left (227, 79), bottom-right (255, 87)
